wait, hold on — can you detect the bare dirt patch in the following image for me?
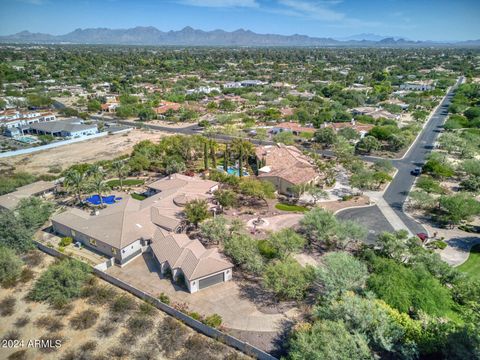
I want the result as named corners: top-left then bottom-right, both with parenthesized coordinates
top-left (0, 129), bottom-right (169, 175)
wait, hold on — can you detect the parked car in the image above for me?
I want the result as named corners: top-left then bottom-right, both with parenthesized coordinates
top-left (411, 167), bottom-right (421, 176)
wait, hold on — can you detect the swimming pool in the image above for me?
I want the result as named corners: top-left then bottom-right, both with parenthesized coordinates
top-left (85, 195), bottom-right (122, 205)
top-left (15, 136), bottom-right (38, 144)
top-left (217, 166), bottom-right (249, 177)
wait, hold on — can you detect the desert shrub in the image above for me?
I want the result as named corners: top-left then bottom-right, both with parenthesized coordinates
top-left (0, 246), bottom-right (23, 286)
top-left (158, 292), bottom-right (170, 304)
top-left (179, 334), bottom-right (217, 360)
top-left (14, 316), bottom-right (30, 328)
top-left (432, 240), bottom-right (448, 250)
top-left (203, 313), bottom-right (223, 328)
top-left (110, 295), bottom-right (136, 314)
top-left (0, 296), bottom-right (16, 316)
top-left (59, 237), bottom-right (73, 247)
top-left (134, 349), bottom-right (159, 360)
top-left (29, 259), bottom-right (92, 307)
top-left (79, 340), bottom-right (97, 353)
top-left (127, 315), bottom-right (154, 337)
top-left (22, 250), bottom-right (43, 267)
top-left (19, 268), bottom-right (34, 283)
top-left (188, 311), bottom-right (202, 321)
top-left (54, 303), bottom-right (74, 316)
top-left (7, 350), bottom-right (28, 360)
top-left (109, 345), bottom-right (131, 359)
top-left (37, 333), bottom-right (64, 353)
top-left (70, 309), bottom-right (99, 330)
top-left (35, 315), bottom-right (64, 332)
top-left (2, 330), bottom-right (20, 342)
top-left (82, 284), bottom-right (117, 305)
top-left (138, 302), bottom-right (155, 317)
top-left (156, 317), bottom-right (189, 356)
top-left (97, 322), bottom-right (117, 338)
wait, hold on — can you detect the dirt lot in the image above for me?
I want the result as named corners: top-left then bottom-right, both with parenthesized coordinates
top-left (0, 129), bottom-right (168, 175)
top-left (0, 251), bottom-right (249, 360)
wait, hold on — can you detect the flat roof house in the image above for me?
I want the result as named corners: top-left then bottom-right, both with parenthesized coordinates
top-left (255, 144), bottom-right (321, 195)
top-left (28, 119), bottom-right (98, 138)
top-left (0, 180), bottom-right (56, 211)
top-left (51, 174), bottom-right (231, 293)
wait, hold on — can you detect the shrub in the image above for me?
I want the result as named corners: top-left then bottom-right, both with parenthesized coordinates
top-left (35, 315), bottom-right (64, 332)
top-left (432, 241), bottom-right (448, 250)
top-left (14, 316), bottom-right (30, 328)
top-left (127, 315), bottom-right (154, 337)
top-left (2, 330), bottom-right (20, 342)
top-left (109, 345), bottom-right (131, 359)
top-left (19, 268), bottom-right (34, 283)
top-left (138, 302), bottom-right (156, 317)
top-left (110, 295), bottom-right (136, 314)
top-left (203, 314), bottom-right (223, 328)
top-left (59, 237), bottom-right (73, 247)
top-left (97, 322), bottom-right (117, 338)
top-left (23, 250), bottom-right (43, 267)
top-left (0, 296), bottom-right (16, 316)
top-left (29, 259), bottom-right (91, 307)
top-left (257, 240), bottom-right (278, 259)
top-left (0, 246), bottom-right (23, 286)
top-left (158, 292), bottom-right (170, 305)
top-left (155, 317), bottom-right (189, 356)
top-left (82, 284), bottom-right (117, 305)
top-left (7, 350), bottom-right (28, 360)
top-left (70, 309), bottom-right (99, 330)
top-left (38, 333), bottom-right (64, 353)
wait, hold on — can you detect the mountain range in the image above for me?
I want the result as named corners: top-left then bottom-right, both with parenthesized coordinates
top-left (0, 26), bottom-right (479, 47)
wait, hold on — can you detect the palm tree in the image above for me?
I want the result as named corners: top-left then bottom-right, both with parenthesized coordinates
top-left (90, 175), bottom-right (108, 206)
top-left (111, 161), bottom-right (129, 191)
top-left (86, 164), bottom-right (102, 178)
top-left (64, 169), bottom-right (86, 204)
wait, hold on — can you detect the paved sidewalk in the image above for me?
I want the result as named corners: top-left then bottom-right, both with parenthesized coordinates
top-left (366, 191), bottom-right (414, 237)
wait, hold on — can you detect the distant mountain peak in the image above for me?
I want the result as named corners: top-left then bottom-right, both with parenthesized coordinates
top-left (0, 26), bottom-right (477, 47)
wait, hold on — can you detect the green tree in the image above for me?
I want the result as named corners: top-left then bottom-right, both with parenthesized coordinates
top-left (16, 197), bottom-right (54, 230)
top-left (0, 246), bottom-right (23, 286)
top-left (64, 169), bottom-right (87, 203)
top-left (0, 210), bottom-right (35, 253)
top-left (356, 136), bottom-right (381, 154)
top-left (111, 161), bottom-right (129, 191)
top-left (87, 99), bottom-right (102, 112)
top-left (438, 193), bottom-right (480, 226)
top-left (199, 216), bottom-right (229, 245)
top-left (263, 258), bottom-right (314, 300)
top-left (239, 178), bottom-right (275, 206)
top-left (213, 189), bottom-right (237, 208)
top-left (29, 259), bottom-right (92, 307)
top-left (184, 199), bottom-right (209, 228)
top-left (316, 252), bottom-right (368, 296)
top-left (289, 320), bottom-right (372, 360)
top-left (89, 175), bottom-right (108, 206)
top-left (315, 127), bottom-right (337, 148)
top-left (267, 228), bottom-right (306, 260)
top-left (224, 234), bottom-right (264, 274)
top-left (273, 131), bottom-right (295, 145)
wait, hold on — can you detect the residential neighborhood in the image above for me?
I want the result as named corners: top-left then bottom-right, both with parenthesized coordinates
top-left (0, 3), bottom-right (479, 359)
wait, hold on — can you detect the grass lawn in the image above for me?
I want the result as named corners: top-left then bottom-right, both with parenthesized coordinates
top-left (106, 178), bottom-right (145, 188)
top-left (457, 244), bottom-right (480, 280)
top-left (131, 193), bottom-right (147, 200)
top-left (275, 203), bottom-right (309, 212)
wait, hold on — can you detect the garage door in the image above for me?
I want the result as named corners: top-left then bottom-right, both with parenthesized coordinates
top-left (199, 272), bottom-right (224, 289)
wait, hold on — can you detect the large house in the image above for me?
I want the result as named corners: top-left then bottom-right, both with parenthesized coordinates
top-left (399, 81), bottom-right (435, 91)
top-left (27, 119), bottom-right (98, 138)
top-left (51, 174), bottom-right (232, 293)
top-left (1, 110), bottom-right (56, 130)
top-left (0, 180), bottom-right (56, 211)
top-left (272, 122), bottom-right (316, 136)
top-left (255, 144), bottom-right (321, 195)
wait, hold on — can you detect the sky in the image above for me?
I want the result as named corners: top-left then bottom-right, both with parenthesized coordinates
top-left (0, 0), bottom-right (479, 41)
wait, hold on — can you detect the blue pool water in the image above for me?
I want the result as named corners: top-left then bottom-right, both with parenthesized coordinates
top-left (218, 166), bottom-right (249, 177)
top-left (85, 195), bottom-right (121, 205)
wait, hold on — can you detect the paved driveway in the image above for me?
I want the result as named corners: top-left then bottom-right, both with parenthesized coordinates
top-left (107, 252), bottom-right (288, 332)
top-left (336, 205), bottom-right (395, 244)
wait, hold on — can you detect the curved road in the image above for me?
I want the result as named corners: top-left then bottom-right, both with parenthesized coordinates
top-left (339, 77), bottom-right (464, 240)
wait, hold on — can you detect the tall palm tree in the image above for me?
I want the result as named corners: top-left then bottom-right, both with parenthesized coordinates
top-left (64, 169), bottom-right (86, 204)
top-left (111, 161), bottom-right (129, 191)
top-left (86, 164), bottom-right (102, 179)
top-left (90, 175), bottom-right (108, 206)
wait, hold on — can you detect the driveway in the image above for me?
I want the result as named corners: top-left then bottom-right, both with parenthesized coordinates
top-left (106, 252), bottom-right (288, 332)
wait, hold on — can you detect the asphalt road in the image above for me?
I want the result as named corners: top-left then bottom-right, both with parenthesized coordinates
top-left (339, 77), bottom-right (463, 239)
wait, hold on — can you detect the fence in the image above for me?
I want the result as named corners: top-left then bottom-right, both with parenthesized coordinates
top-left (34, 241), bottom-right (277, 360)
top-left (0, 132), bottom-right (108, 158)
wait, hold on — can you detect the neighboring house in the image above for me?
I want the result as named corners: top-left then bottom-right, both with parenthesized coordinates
top-left (322, 120), bottom-right (374, 139)
top-left (0, 180), bottom-right (56, 211)
top-left (351, 106), bottom-right (400, 121)
top-left (399, 81), bottom-right (435, 91)
top-left (272, 122), bottom-right (316, 136)
top-left (28, 119), bottom-right (98, 138)
top-left (255, 144), bottom-right (321, 195)
top-left (101, 103), bottom-right (119, 113)
top-left (223, 80), bottom-right (266, 89)
top-left (186, 86), bottom-right (220, 95)
top-left (51, 174), bottom-right (231, 292)
top-left (154, 101), bottom-right (181, 115)
top-left (1, 111), bottom-right (56, 130)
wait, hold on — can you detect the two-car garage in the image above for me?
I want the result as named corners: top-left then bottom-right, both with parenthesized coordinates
top-left (198, 272), bottom-right (225, 290)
